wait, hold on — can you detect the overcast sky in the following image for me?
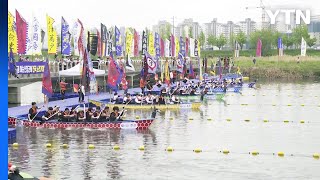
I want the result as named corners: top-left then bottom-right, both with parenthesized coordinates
top-left (9, 0), bottom-right (320, 31)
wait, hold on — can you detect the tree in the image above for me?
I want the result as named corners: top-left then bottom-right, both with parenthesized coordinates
top-left (307, 37), bottom-right (317, 47)
top-left (249, 28), bottom-right (276, 55)
top-left (282, 35), bottom-right (293, 49)
top-left (207, 35), bottom-right (216, 48)
top-left (199, 30), bottom-right (205, 48)
top-left (216, 34), bottom-right (227, 50)
top-left (188, 27), bottom-right (193, 38)
top-left (235, 31), bottom-right (246, 50)
top-left (291, 25), bottom-right (310, 48)
top-left (159, 23), bottom-right (172, 40)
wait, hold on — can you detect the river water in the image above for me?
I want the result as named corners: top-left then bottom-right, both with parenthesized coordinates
top-left (8, 82), bottom-right (320, 180)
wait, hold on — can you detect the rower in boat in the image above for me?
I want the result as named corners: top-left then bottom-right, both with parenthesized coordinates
top-left (70, 107), bottom-right (77, 120)
top-left (145, 93), bottom-right (154, 104)
top-left (171, 94), bottom-right (180, 104)
top-left (28, 102), bottom-right (42, 121)
top-left (42, 107), bottom-right (59, 122)
top-left (135, 93), bottom-right (143, 104)
top-left (123, 93), bottom-right (132, 104)
top-left (112, 93), bottom-right (121, 104)
top-left (109, 106), bottom-right (121, 121)
top-left (85, 108), bottom-right (94, 122)
top-left (100, 106), bottom-right (110, 121)
top-left (77, 109), bottom-right (85, 122)
top-left (60, 108), bottom-right (75, 122)
top-left (91, 107), bottom-right (101, 122)
top-left (237, 78), bottom-right (243, 86)
top-left (158, 94), bottom-right (166, 105)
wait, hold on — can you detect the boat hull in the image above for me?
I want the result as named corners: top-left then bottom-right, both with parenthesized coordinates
top-left (89, 100), bottom-right (202, 110)
top-left (8, 117), bottom-right (154, 130)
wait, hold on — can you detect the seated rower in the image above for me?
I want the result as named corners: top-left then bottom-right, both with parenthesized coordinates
top-left (91, 107), bottom-right (101, 122)
top-left (190, 88), bottom-right (196, 95)
top-left (112, 93), bottom-right (121, 104)
top-left (28, 102), bottom-right (42, 121)
top-left (70, 107), bottom-right (78, 121)
top-left (158, 95), bottom-right (166, 105)
top-left (109, 106), bottom-right (120, 121)
top-left (123, 93), bottom-right (132, 104)
top-left (60, 108), bottom-right (75, 122)
top-left (100, 107), bottom-right (110, 121)
top-left (171, 95), bottom-right (180, 104)
top-left (86, 108), bottom-right (94, 122)
top-left (42, 107), bottom-right (58, 122)
top-left (135, 94), bottom-right (143, 104)
top-left (145, 93), bottom-right (154, 104)
top-left (77, 109), bottom-right (85, 121)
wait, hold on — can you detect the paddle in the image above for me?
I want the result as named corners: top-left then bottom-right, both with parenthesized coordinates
top-left (29, 105), bottom-right (45, 122)
top-left (116, 99), bottom-right (133, 120)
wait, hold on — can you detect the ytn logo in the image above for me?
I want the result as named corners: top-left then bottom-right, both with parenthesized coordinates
top-left (266, 9), bottom-right (310, 25)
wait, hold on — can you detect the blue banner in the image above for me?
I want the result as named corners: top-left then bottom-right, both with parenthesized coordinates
top-left (155, 32), bottom-right (160, 58)
top-left (61, 17), bottom-right (71, 55)
top-left (278, 38), bottom-right (283, 49)
top-left (15, 61), bottom-right (47, 74)
top-left (180, 36), bottom-right (185, 57)
top-left (115, 26), bottom-right (122, 56)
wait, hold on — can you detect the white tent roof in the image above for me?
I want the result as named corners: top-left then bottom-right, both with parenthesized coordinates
top-left (59, 64), bottom-right (106, 77)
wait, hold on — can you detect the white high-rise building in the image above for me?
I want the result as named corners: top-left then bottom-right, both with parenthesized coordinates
top-left (237, 18), bottom-right (256, 36)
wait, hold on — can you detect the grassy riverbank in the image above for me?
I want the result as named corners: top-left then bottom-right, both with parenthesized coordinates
top-left (209, 56), bottom-right (320, 79)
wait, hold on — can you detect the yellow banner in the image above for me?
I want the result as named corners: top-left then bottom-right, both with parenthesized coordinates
top-left (125, 28), bottom-right (133, 56)
top-left (8, 12), bottom-right (18, 53)
top-left (148, 32), bottom-right (155, 56)
top-left (175, 37), bottom-right (180, 57)
top-left (46, 15), bottom-right (57, 54)
top-left (165, 60), bottom-right (170, 82)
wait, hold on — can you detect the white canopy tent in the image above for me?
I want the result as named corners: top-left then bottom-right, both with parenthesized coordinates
top-left (58, 64), bottom-right (107, 92)
top-left (58, 64), bottom-right (106, 77)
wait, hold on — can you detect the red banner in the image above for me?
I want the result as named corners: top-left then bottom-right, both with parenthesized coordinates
top-left (97, 29), bottom-right (101, 57)
top-left (134, 30), bottom-right (139, 57)
top-left (16, 10), bottom-right (28, 54)
top-left (160, 38), bottom-right (164, 57)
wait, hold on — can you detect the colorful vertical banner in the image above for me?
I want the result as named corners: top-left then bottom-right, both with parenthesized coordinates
top-left (145, 51), bottom-right (157, 74)
top-left (46, 15), bottom-right (57, 54)
top-left (107, 29), bottom-right (113, 56)
top-left (77, 19), bottom-right (85, 55)
top-left (101, 23), bottom-right (108, 57)
top-left (175, 37), bottom-right (180, 57)
top-left (26, 16), bottom-right (42, 55)
top-left (198, 41), bottom-right (201, 58)
top-left (97, 29), bottom-right (101, 57)
top-left (165, 39), bottom-right (170, 57)
top-left (256, 38), bottom-right (262, 57)
top-left (155, 32), bottom-right (160, 58)
top-left (179, 36), bottom-right (185, 57)
top-left (148, 32), bottom-right (155, 56)
top-left (170, 34), bottom-right (175, 57)
top-left (26, 18), bottom-right (33, 55)
top-left (134, 30), bottom-right (139, 57)
top-left (108, 54), bottom-right (123, 91)
top-left (164, 60), bottom-right (170, 85)
top-left (42, 60), bottom-right (53, 97)
top-left (189, 38), bottom-right (195, 57)
top-left (115, 26), bottom-right (122, 56)
top-left (177, 53), bottom-right (184, 73)
top-left (194, 39), bottom-right (199, 57)
top-left (160, 38), bottom-right (164, 57)
top-left (16, 10), bottom-right (28, 54)
top-left (125, 28), bottom-right (133, 57)
top-left (278, 38), bottom-right (283, 56)
top-left (72, 20), bottom-right (81, 56)
top-left (301, 37), bottom-right (307, 57)
top-left (8, 12), bottom-right (18, 53)
top-left (61, 17), bottom-right (71, 55)
top-left (185, 37), bottom-right (189, 57)
top-left (142, 30), bottom-right (148, 56)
